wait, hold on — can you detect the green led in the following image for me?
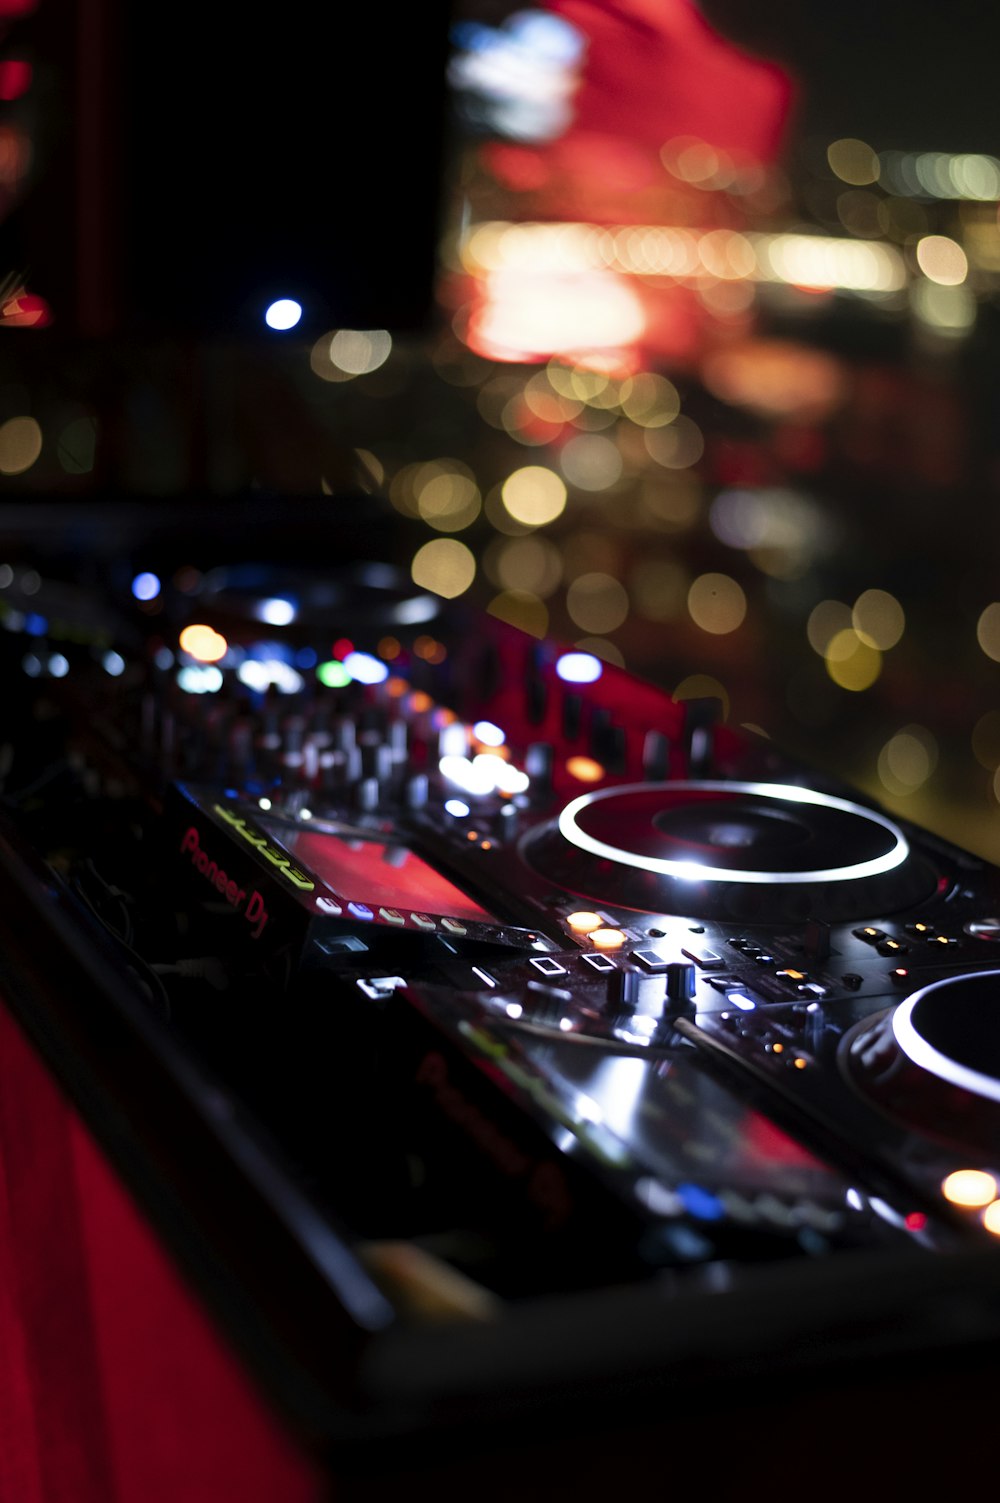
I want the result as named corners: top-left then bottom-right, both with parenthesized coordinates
top-left (317, 659), bottom-right (351, 688)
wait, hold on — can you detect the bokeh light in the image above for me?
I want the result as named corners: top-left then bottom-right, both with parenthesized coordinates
top-left (977, 604), bottom-right (1000, 661)
top-left (827, 138), bottom-right (880, 185)
top-left (501, 465), bottom-right (567, 525)
top-left (487, 535), bottom-right (562, 596)
top-left (411, 539), bottom-right (476, 598)
top-left (941, 1169), bottom-right (998, 1208)
top-left (824, 630), bottom-right (882, 690)
top-left (565, 572), bottom-right (629, 633)
top-left (807, 600), bottom-right (853, 656)
top-left (972, 711), bottom-right (1000, 770)
top-left (878, 726), bottom-right (937, 797)
top-left (644, 416), bottom-right (704, 470)
top-left (687, 573), bottom-right (746, 634)
top-left (416, 468), bottom-right (482, 532)
top-left (559, 433), bottom-right (623, 491)
top-left (179, 624), bottom-right (227, 663)
top-left (852, 589), bottom-right (905, 650)
top-left (0, 416), bottom-right (42, 475)
top-left (915, 235), bottom-right (968, 286)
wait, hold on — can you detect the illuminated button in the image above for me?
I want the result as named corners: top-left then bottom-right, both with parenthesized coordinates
top-left (348, 902), bottom-right (374, 921)
top-left (530, 956), bottom-right (567, 977)
top-left (379, 908), bottom-right (406, 925)
top-left (566, 910), bottom-right (604, 934)
top-left (798, 983), bottom-right (829, 998)
top-left (566, 755), bottom-right (605, 783)
top-left (853, 927), bottom-right (885, 943)
top-left (942, 1169), bottom-right (998, 1208)
top-left (776, 968), bottom-right (809, 984)
top-left (928, 934), bottom-right (958, 948)
top-left (876, 938), bottom-right (908, 956)
top-left (441, 918), bottom-right (468, 935)
top-left (315, 896), bottom-right (343, 916)
top-left (410, 913), bottom-right (437, 929)
top-left (582, 952), bottom-right (617, 973)
top-left (905, 922), bottom-right (936, 937)
top-left (632, 949), bottom-right (670, 972)
top-left (750, 953), bottom-right (775, 967)
top-left (590, 928), bottom-right (627, 951)
top-left (890, 967), bottom-right (910, 981)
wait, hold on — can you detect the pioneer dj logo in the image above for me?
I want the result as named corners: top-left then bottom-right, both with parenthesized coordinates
top-left (180, 824), bottom-right (269, 939)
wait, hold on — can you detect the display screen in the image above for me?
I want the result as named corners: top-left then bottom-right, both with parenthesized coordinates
top-left (259, 820), bottom-right (495, 925)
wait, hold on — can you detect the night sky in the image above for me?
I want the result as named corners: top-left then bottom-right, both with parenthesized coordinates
top-left (701, 0), bottom-right (1000, 151)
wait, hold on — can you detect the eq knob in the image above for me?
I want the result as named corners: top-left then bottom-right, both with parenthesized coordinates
top-left (665, 961), bottom-right (697, 1008)
top-left (607, 969), bottom-right (666, 1015)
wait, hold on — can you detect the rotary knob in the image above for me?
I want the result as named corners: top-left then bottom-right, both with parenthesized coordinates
top-left (665, 961), bottom-right (697, 1008)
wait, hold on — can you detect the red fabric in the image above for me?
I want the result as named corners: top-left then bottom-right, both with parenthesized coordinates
top-left (0, 1004), bottom-right (325, 1503)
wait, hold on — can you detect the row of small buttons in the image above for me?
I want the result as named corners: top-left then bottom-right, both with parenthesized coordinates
top-left (316, 896), bottom-right (470, 936)
top-left (854, 924), bottom-right (960, 954)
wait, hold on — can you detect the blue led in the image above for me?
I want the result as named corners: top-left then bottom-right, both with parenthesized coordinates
top-left (23, 612), bottom-right (48, 636)
top-left (556, 651), bottom-right (602, 685)
top-left (131, 571), bottom-right (160, 602)
top-left (676, 1182), bottom-right (726, 1222)
top-left (295, 646), bottom-right (318, 669)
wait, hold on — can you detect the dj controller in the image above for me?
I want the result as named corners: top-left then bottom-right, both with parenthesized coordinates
top-left (3, 529), bottom-right (1000, 1448)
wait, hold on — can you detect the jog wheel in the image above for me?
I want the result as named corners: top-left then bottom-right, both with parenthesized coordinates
top-left (522, 781), bottom-right (936, 921)
top-left (843, 972), bottom-right (1000, 1153)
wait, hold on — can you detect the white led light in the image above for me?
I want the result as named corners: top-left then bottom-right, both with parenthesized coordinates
top-left (473, 719), bottom-right (505, 746)
top-left (444, 798), bottom-right (470, 817)
top-left (177, 664), bottom-right (223, 694)
top-left (557, 781), bottom-right (909, 885)
top-left (892, 977), bottom-right (1000, 1104)
top-left (255, 597), bottom-right (296, 626)
top-left (556, 651), bottom-right (602, 684)
top-left (264, 298), bottom-right (303, 330)
top-left (343, 650), bottom-right (389, 685)
top-left (497, 764), bottom-right (530, 795)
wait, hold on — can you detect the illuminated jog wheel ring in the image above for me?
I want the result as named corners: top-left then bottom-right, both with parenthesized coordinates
top-left (524, 781), bottom-right (935, 921)
top-left (844, 972), bottom-right (1000, 1151)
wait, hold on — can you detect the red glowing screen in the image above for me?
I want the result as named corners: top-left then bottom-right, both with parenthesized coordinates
top-left (260, 821), bottom-right (494, 925)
